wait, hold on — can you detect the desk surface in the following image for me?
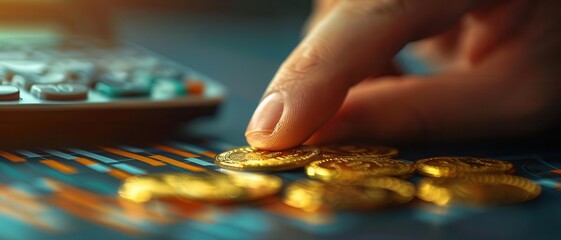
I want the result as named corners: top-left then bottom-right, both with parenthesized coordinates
top-left (0, 138), bottom-right (559, 240)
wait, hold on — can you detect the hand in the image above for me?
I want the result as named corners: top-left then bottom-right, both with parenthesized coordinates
top-left (245, 0), bottom-right (561, 150)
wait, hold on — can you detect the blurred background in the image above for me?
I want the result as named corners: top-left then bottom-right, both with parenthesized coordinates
top-left (0, 0), bottom-right (313, 145)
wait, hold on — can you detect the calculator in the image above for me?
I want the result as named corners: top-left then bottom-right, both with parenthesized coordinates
top-left (0, 38), bottom-right (226, 147)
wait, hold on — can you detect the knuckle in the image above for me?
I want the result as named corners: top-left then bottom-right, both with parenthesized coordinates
top-left (284, 41), bottom-right (331, 75)
top-left (267, 68), bottom-right (313, 94)
top-left (269, 41), bottom-right (333, 92)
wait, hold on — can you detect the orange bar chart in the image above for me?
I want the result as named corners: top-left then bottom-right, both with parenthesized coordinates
top-left (0, 150), bottom-right (26, 163)
top-left (101, 147), bottom-right (165, 167)
top-left (40, 160), bottom-right (77, 174)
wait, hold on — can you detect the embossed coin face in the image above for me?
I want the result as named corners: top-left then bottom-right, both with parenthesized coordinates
top-left (320, 145), bottom-right (398, 158)
top-left (414, 156), bottom-right (515, 177)
top-left (306, 157), bottom-right (414, 182)
top-left (416, 174), bottom-right (541, 206)
top-left (215, 146), bottom-right (321, 171)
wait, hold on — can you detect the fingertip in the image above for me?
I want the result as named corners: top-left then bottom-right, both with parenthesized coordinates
top-left (245, 131), bottom-right (302, 151)
top-left (245, 130), bottom-right (271, 149)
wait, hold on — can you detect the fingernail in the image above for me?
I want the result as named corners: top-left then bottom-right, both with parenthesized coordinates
top-left (246, 92), bottom-right (284, 135)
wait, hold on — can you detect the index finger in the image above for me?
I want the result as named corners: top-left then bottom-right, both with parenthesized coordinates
top-left (246, 0), bottom-right (476, 150)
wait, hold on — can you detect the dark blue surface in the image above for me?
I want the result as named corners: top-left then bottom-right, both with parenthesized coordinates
top-left (0, 139), bottom-right (560, 240)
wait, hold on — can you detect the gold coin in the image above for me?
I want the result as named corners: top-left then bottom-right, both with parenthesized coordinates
top-left (224, 171), bottom-right (283, 201)
top-left (306, 157), bottom-right (414, 182)
top-left (214, 146), bottom-right (321, 171)
top-left (416, 174), bottom-right (541, 206)
top-left (283, 177), bottom-right (414, 211)
top-left (163, 172), bottom-right (282, 203)
top-left (163, 173), bottom-right (245, 203)
top-left (119, 172), bottom-right (282, 203)
top-left (118, 174), bottom-right (176, 203)
top-left (320, 145), bottom-right (398, 158)
top-left (414, 156), bottom-right (515, 177)
top-left (361, 177), bottom-right (416, 204)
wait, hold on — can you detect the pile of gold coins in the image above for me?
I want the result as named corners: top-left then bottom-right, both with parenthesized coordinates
top-left (119, 145), bottom-right (541, 211)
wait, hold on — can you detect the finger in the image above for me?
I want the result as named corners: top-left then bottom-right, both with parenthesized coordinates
top-left (403, 0), bottom-right (528, 74)
top-left (407, 23), bottom-right (464, 72)
top-left (306, 75), bottom-right (546, 144)
top-left (459, 0), bottom-right (529, 65)
top-left (306, 43), bottom-right (546, 144)
top-left (303, 0), bottom-right (338, 35)
top-left (246, 0), bottom-right (476, 150)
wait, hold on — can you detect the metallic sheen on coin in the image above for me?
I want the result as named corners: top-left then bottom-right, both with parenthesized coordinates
top-left (414, 156), bottom-right (515, 178)
top-left (416, 174), bottom-right (541, 206)
top-left (215, 146), bottom-right (321, 171)
top-left (163, 172), bottom-right (282, 203)
top-left (119, 172), bottom-right (282, 203)
top-left (118, 174), bottom-right (176, 203)
top-left (283, 177), bottom-right (415, 211)
top-left (320, 145), bottom-right (398, 158)
top-left (306, 157), bottom-right (414, 182)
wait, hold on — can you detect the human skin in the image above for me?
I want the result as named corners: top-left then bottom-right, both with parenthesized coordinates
top-left (245, 0), bottom-right (561, 150)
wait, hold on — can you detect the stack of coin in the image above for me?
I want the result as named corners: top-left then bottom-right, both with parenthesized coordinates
top-left (414, 156), bottom-right (541, 206)
top-left (213, 144), bottom-right (416, 211)
top-left (118, 144), bottom-right (541, 211)
top-left (119, 172), bottom-right (282, 204)
top-left (214, 145), bottom-right (406, 175)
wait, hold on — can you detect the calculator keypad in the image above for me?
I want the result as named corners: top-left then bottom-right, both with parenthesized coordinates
top-left (0, 39), bottom-right (208, 103)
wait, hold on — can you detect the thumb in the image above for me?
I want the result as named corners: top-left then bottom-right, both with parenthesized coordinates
top-left (246, 0), bottom-right (476, 150)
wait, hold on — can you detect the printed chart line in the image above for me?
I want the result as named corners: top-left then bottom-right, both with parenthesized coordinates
top-left (101, 147), bottom-right (165, 167)
top-left (40, 160), bottom-right (77, 174)
top-left (150, 155), bottom-right (207, 172)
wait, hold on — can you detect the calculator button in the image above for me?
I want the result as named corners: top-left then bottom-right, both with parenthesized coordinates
top-left (42, 72), bottom-right (67, 83)
top-left (0, 85), bottom-right (19, 101)
top-left (0, 69), bottom-right (15, 82)
top-left (152, 79), bottom-right (185, 98)
top-left (185, 79), bottom-right (205, 95)
top-left (12, 74), bottom-right (38, 90)
top-left (65, 70), bottom-right (96, 87)
top-left (95, 80), bottom-right (150, 98)
top-left (153, 66), bottom-right (182, 80)
top-left (152, 78), bottom-right (205, 98)
top-left (30, 83), bottom-right (88, 101)
top-left (131, 69), bottom-right (154, 84)
top-left (12, 73), bottom-right (66, 90)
